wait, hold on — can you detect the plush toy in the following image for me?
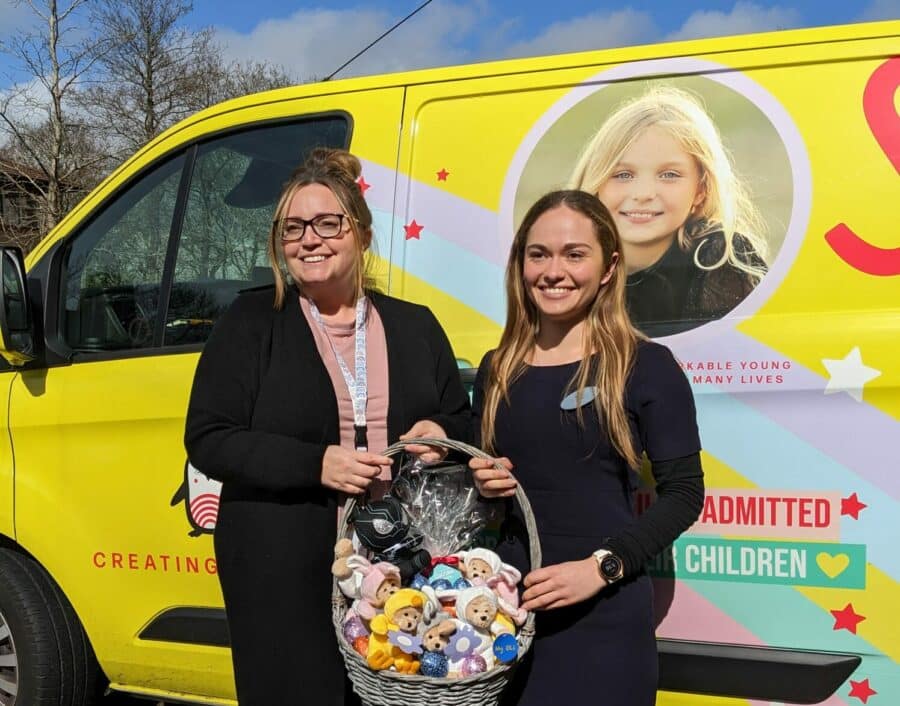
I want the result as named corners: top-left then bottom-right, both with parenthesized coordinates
top-left (457, 548), bottom-right (527, 626)
top-left (358, 561), bottom-right (402, 621)
top-left (455, 585), bottom-right (517, 669)
top-left (332, 538), bottom-right (364, 599)
top-left (368, 588), bottom-right (427, 674)
top-left (421, 618), bottom-right (457, 653)
top-left (418, 618), bottom-right (457, 677)
top-left (333, 540), bottom-right (403, 623)
top-left (443, 621), bottom-right (487, 676)
top-left (351, 496), bottom-right (431, 581)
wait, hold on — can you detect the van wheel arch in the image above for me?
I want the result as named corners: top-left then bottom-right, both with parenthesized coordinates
top-left (0, 547), bottom-right (105, 705)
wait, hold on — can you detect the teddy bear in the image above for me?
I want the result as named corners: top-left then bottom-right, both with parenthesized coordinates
top-left (416, 617), bottom-right (457, 678)
top-left (456, 547), bottom-right (527, 626)
top-left (453, 585), bottom-right (518, 670)
top-left (367, 588), bottom-right (427, 674)
top-left (421, 617), bottom-right (457, 653)
top-left (351, 496), bottom-right (431, 582)
top-left (332, 538), bottom-right (364, 599)
top-left (354, 562), bottom-right (402, 622)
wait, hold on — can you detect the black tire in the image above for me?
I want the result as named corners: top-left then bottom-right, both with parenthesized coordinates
top-left (0, 549), bottom-right (104, 706)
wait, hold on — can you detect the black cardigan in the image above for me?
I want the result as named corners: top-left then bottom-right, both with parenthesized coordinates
top-left (185, 285), bottom-right (471, 492)
top-left (626, 230), bottom-right (766, 337)
top-left (183, 285), bottom-right (470, 706)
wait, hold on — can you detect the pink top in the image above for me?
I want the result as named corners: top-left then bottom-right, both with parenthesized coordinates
top-left (299, 295), bottom-right (392, 499)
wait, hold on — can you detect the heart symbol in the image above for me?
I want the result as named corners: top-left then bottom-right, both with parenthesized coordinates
top-left (816, 552), bottom-right (850, 579)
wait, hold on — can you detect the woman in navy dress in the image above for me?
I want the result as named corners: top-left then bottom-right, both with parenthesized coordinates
top-left (470, 190), bottom-right (704, 705)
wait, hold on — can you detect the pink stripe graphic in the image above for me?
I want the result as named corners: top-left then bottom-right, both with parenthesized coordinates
top-left (669, 331), bottom-right (900, 501)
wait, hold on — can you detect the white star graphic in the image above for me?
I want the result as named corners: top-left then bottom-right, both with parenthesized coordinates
top-left (821, 347), bottom-right (881, 402)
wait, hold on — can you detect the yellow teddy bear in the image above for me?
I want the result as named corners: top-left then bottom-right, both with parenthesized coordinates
top-left (366, 588), bottom-right (426, 674)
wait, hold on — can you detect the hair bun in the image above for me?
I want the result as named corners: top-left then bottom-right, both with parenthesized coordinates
top-left (304, 147), bottom-right (361, 182)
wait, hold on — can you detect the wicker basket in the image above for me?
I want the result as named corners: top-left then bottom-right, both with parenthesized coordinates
top-left (332, 437), bottom-right (541, 706)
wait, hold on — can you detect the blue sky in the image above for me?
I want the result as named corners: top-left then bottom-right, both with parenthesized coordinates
top-left (1, 0), bottom-right (898, 87)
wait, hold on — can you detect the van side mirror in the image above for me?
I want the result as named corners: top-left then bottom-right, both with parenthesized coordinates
top-left (0, 246), bottom-right (35, 366)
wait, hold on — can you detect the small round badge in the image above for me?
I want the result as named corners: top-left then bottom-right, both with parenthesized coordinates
top-left (492, 633), bottom-right (518, 664)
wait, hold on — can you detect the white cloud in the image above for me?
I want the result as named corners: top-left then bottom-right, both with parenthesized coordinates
top-left (214, 1), bottom-right (489, 81)
top-left (0, 79), bottom-right (52, 134)
top-left (666, 2), bottom-right (802, 42)
top-left (0, 77), bottom-right (94, 143)
top-left (857, 0), bottom-right (900, 21)
top-left (165, 0), bottom-right (900, 90)
top-left (499, 9), bottom-right (658, 60)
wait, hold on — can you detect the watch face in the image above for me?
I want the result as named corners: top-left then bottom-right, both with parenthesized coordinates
top-left (600, 554), bottom-right (623, 580)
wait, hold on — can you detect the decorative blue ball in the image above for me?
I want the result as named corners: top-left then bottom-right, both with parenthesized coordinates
top-left (453, 578), bottom-right (471, 590)
top-left (410, 574), bottom-right (427, 589)
top-left (419, 651), bottom-right (449, 678)
top-left (430, 578), bottom-right (452, 591)
top-left (492, 633), bottom-right (518, 663)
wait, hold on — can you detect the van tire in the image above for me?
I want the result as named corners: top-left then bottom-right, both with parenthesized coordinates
top-left (0, 549), bottom-right (104, 706)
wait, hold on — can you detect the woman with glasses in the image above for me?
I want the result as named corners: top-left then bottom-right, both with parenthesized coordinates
top-left (185, 148), bottom-right (470, 705)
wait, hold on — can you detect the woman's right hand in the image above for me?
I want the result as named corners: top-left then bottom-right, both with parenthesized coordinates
top-left (321, 445), bottom-right (392, 494)
top-left (469, 456), bottom-right (517, 498)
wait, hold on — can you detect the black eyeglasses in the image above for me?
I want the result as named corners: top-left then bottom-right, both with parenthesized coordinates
top-left (275, 213), bottom-right (353, 241)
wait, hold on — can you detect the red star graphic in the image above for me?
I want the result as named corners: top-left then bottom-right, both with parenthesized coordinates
top-left (356, 176), bottom-right (371, 194)
top-left (849, 678), bottom-right (876, 703)
top-left (831, 603), bottom-right (866, 634)
top-left (841, 493), bottom-right (868, 520)
top-left (404, 220), bottom-right (424, 240)
top-left (436, 168), bottom-right (449, 181)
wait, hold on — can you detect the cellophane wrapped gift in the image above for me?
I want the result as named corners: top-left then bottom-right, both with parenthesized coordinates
top-left (390, 455), bottom-right (498, 557)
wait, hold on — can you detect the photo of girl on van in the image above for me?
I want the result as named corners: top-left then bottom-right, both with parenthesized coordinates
top-left (570, 86), bottom-right (768, 337)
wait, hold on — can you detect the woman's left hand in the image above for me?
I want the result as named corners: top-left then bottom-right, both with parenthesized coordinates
top-left (400, 420), bottom-right (448, 463)
top-left (520, 558), bottom-right (606, 611)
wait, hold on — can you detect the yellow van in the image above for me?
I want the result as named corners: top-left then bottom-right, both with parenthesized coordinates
top-left (0, 18), bottom-right (897, 706)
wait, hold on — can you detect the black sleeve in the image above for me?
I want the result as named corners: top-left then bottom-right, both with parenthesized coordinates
top-left (184, 294), bottom-right (327, 491)
top-left (420, 308), bottom-right (472, 442)
top-left (633, 343), bottom-right (701, 461)
top-left (606, 453), bottom-right (704, 576)
top-left (605, 344), bottom-right (704, 575)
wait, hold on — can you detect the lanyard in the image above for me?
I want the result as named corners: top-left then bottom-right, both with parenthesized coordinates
top-left (308, 296), bottom-right (369, 451)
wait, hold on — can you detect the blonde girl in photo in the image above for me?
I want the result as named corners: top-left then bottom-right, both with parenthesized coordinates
top-left (570, 85), bottom-right (768, 336)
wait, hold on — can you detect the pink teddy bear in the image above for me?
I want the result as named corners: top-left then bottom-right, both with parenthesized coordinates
top-left (333, 545), bottom-right (402, 622)
top-left (355, 560), bottom-right (402, 621)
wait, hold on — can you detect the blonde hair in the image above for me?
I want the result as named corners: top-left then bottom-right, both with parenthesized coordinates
top-left (267, 147), bottom-right (376, 309)
top-left (570, 85), bottom-right (767, 278)
top-left (481, 190), bottom-right (643, 470)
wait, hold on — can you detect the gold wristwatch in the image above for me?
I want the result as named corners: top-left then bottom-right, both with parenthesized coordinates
top-left (592, 548), bottom-right (624, 584)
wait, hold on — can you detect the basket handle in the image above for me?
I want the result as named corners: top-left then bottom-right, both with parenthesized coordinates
top-left (339, 437), bottom-right (542, 572)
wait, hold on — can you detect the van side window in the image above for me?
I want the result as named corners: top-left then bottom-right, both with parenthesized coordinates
top-left (164, 117), bottom-right (349, 346)
top-left (60, 153), bottom-right (186, 351)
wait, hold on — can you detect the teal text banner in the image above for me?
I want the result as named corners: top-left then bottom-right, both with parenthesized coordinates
top-left (648, 537), bottom-right (866, 588)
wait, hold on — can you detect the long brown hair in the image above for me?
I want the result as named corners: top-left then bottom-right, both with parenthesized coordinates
top-left (267, 147), bottom-right (376, 309)
top-left (481, 190), bottom-right (643, 469)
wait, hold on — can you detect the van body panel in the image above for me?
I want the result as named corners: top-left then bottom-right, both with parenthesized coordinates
top-left (9, 353), bottom-right (233, 696)
top-left (0, 373), bottom-right (15, 539)
top-left (389, 24), bottom-right (899, 704)
top-left (7, 87), bottom-right (405, 701)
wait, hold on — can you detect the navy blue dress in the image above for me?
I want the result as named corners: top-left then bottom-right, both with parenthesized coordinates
top-left (474, 341), bottom-right (701, 706)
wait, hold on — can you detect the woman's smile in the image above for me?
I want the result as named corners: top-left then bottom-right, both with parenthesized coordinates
top-left (523, 205), bottom-right (610, 326)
